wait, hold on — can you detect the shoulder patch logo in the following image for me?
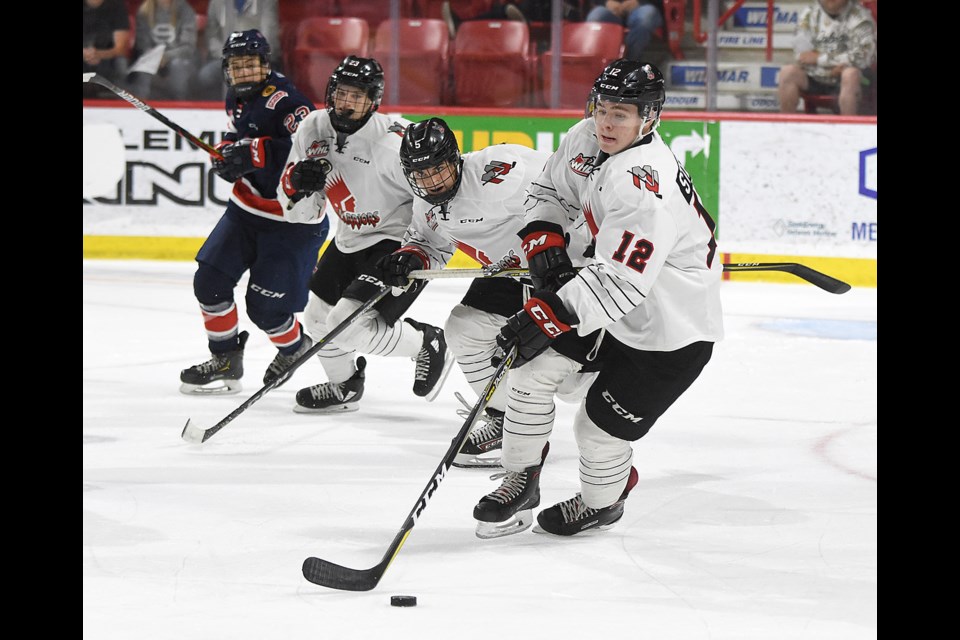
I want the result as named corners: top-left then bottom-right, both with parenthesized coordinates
top-left (261, 85), bottom-right (277, 97)
top-left (629, 165), bottom-right (662, 199)
top-left (388, 122), bottom-right (407, 137)
top-left (569, 153), bottom-right (596, 177)
top-left (265, 90), bottom-right (288, 110)
top-left (306, 139), bottom-right (331, 158)
top-left (481, 161), bottom-right (515, 185)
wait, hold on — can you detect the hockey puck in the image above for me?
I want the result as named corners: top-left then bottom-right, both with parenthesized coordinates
top-left (390, 595), bottom-right (417, 607)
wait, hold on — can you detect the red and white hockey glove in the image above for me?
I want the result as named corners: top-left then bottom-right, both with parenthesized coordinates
top-left (213, 137), bottom-right (270, 183)
top-left (495, 290), bottom-right (578, 367)
top-left (519, 221), bottom-right (576, 292)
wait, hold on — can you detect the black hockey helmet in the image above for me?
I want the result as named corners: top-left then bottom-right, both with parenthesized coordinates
top-left (589, 59), bottom-right (666, 124)
top-left (325, 56), bottom-right (385, 135)
top-left (400, 118), bottom-right (463, 206)
top-left (221, 29), bottom-right (272, 99)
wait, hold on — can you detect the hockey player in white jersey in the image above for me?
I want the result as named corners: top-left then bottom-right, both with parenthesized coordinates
top-left (472, 59), bottom-right (724, 538)
top-left (377, 117), bottom-right (555, 468)
top-left (276, 56), bottom-right (453, 413)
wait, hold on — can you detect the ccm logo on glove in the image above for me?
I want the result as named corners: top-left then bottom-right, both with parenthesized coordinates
top-left (525, 299), bottom-right (572, 337)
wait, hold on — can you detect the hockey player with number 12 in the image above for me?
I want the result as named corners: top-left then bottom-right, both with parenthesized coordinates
top-left (473, 59), bottom-right (724, 538)
top-left (276, 56), bottom-right (453, 414)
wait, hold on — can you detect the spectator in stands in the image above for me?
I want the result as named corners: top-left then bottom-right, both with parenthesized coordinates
top-left (197, 0), bottom-right (281, 100)
top-left (584, 1), bottom-right (663, 61)
top-left (127, 0), bottom-right (199, 100)
top-left (83, 0), bottom-right (132, 97)
top-left (441, 1), bottom-right (583, 40)
top-left (777, 0), bottom-right (876, 115)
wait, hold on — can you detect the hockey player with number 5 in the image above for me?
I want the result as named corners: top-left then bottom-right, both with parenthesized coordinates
top-left (180, 29), bottom-right (326, 396)
top-left (377, 117), bottom-right (559, 468)
top-left (276, 57), bottom-right (453, 414)
top-left (472, 59), bottom-right (724, 538)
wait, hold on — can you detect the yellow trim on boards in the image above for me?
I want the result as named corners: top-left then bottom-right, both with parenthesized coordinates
top-left (82, 236), bottom-right (876, 288)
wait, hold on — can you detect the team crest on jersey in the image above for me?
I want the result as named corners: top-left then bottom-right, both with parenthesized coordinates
top-left (306, 139), bottom-right (331, 158)
top-left (388, 122), bottom-right (407, 137)
top-left (629, 165), bottom-right (662, 199)
top-left (481, 161), bottom-right (515, 185)
top-left (265, 90), bottom-right (288, 110)
top-left (261, 85), bottom-right (277, 97)
top-left (569, 153), bottom-right (596, 177)
top-left (488, 250), bottom-right (521, 273)
top-left (326, 174), bottom-right (381, 229)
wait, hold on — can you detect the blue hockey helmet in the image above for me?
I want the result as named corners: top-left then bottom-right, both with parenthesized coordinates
top-left (325, 56), bottom-right (385, 135)
top-left (221, 29), bottom-right (272, 99)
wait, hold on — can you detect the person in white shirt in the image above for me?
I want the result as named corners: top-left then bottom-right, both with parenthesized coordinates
top-left (277, 57), bottom-right (453, 414)
top-left (377, 117), bottom-right (555, 469)
top-left (471, 59), bottom-right (724, 538)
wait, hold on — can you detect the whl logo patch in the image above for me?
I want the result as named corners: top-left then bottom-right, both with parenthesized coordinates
top-left (569, 153), bottom-right (596, 177)
top-left (306, 139), bottom-right (330, 158)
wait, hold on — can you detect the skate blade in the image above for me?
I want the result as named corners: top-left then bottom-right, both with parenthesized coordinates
top-left (292, 402), bottom-right (360, 415)
top-left (423, 350), bottom-right (456, 402)
top-left (179, 380), bottom-right (242, 396)
top-left (452, 453), bottom-right (502, 469)
top-left (475, 509), bottom-right (535, 539)
top-left (531, 521), bottom-right (620, 536)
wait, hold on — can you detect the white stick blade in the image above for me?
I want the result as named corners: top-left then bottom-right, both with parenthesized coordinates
top-left (82, 72), bottom-right (96, 83)
top-left (83, 123), bottom-right (125, 198)
top-left (181, 419), bottom-right (207, 444)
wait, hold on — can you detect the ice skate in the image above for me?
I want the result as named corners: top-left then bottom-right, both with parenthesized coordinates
top-left (452, 392), bottom-right (503, 468)
top-left (473, 443), bottom-right (549, 539)
top-left (263, 331), bottom-right (313, 388)
top-left (405, 318), bottom-right (454, 401)
top-left (179, 331), bottom-right (248, 395)
top-left (293, 357), bottom-right (366, 414)
top-left (533, 466), bottom-right (639, 536)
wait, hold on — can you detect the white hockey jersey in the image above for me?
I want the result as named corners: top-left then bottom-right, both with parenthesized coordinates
top-left (401, 144), bottom-right (551, 272)
top-left (276, 110), bottom-right (415, 253)
top-left (528, 117), bottom-right (724, 352)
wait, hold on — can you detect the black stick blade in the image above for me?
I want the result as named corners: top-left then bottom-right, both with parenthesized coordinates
top-left (302, 557), bottom-right (386, 592)
top-left (786, 264), bottom-right (852, 295)
top-left (723, 262), bottom-right (852, 295)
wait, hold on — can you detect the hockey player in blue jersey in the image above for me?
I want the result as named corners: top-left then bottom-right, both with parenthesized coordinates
top-left (180, 29), bottom-right (329, 395)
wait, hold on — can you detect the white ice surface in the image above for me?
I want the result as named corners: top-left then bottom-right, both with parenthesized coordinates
top-left (83, 259), bottom-right (877, 640)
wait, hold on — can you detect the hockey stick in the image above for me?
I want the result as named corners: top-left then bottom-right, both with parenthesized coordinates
top-left (302, 343), bottom-right (519, 591)
top-left (83, 72), bottom-right (224, 160)
top-left (181, 286), bottom-right (392, 444)
top-left (721, 262), bottom-right (851, 295)
top-left (407, 261), bottom-right (852, 295)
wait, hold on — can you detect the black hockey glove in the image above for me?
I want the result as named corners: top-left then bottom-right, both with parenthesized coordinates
top-left (495, 290), bottom-right (578, 368)
top-left (376, 247), bottom-right (426, 287)
top-left (281, 158), bottom-right (332, 204)
top-left (213, 137), bottom-right (269, 182)
top-left (519, 221), bottom-right (576, 292)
